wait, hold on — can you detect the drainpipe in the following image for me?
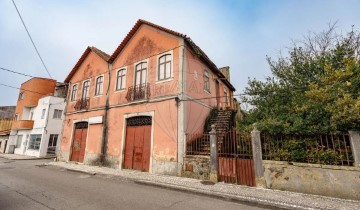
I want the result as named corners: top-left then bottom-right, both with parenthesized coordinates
top-left (100, 63), bottom-right (112, 165)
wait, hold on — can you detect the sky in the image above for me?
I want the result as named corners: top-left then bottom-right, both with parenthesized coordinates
top-left (0, 0), bottom-right (360, 106)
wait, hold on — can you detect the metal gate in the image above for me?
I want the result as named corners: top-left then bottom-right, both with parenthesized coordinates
top-left (217, 130), bottom-right (255, 186)
top-left (70, 122), bottom-right (88, 163)
top-left (123, 116), bottom-right (152, 172)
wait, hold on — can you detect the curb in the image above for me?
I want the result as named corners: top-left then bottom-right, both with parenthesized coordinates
top-left (65, 168), bottom-right (97, 175)
top-left (134, 180), bottom-right (314, 210)
top-left (0, 155), bottom-right (56, 161)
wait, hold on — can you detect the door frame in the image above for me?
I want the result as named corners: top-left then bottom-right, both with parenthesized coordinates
top-left (120, 111), bottom-right (154, 172)
top-left (68, 120), bottom-right (89, 162)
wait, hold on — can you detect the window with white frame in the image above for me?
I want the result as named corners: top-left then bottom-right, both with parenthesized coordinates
top-left (95, 76), bottom-right (104, 96)
top-left (158, 54), bottom-right (172, 80)
top-left (15, 135), bottom-right (23, 148)
top-left (28, 134), bottom-right (42, 150)
top-left (71, 84), bottom-right (77, 101)
top-left (41, 109), bottom-right (46, 119)
top-left (135, 62), bottom-right (147, 85)
top-left (204, 70), bottom-right (210, 92)
top-left (19, 92), bottom-right (24, 100)
top-left (14, 114), bottom-right (18, 121)
top-left (53, 109), bottom-right (62, 119)
top-left (116, 69), bottom-right (126, 90)
top-left (48, 134), bottom-right (58, 147)
top-left (82, 80), bottom-right (90, 99)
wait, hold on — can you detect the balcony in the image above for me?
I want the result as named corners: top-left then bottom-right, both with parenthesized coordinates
top-left (11, 120), bottom-right (34, 130)
top-left (74, 98), bottom-right (90, 111)
top-left (126, 83), bottom-right (151, 102)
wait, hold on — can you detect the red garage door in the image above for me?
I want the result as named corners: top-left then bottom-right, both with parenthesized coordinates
top-left (123, 116), bottom-right (152, 172)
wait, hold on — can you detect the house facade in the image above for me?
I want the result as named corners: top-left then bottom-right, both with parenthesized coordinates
top-left (6, 78), bottom-right (66, 157)
top-left (0, 106), bottom-right (16, 153)
top-left (59, 20), bottom-right (235, 175)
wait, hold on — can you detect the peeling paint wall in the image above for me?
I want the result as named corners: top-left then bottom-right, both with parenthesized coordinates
top-left (263, 160), bottom-right (360, 200)
top-left (183, 156), bottom-right (210, 180)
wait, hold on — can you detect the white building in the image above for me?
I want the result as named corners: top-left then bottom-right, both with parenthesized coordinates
top-left (10, 96), bottom-right (66, 157)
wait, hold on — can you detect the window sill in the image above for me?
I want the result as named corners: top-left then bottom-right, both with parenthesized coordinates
top-left (156, 77), bottom-right (174, 84)
top-left (114, 89), bottom-right (126, 93)
top-left (94, 94), bottom-right (103, 98)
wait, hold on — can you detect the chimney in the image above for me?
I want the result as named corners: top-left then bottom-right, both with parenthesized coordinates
top-left (219, 66), bottom-right (230, 81)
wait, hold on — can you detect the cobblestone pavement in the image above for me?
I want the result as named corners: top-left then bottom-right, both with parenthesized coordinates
top-left (48, 161), bottom-right (360, 210)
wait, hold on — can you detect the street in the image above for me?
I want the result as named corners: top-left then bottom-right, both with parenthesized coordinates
top-left (0, 158), bottom-right (269, 210)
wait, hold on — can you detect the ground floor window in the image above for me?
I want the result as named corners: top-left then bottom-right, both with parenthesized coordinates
top-left (15, 135), bottom-right (23, 148)
top-left (28, 134), bottom-right (42, 150)
top-left (48, 134), bottom-right (58, 147)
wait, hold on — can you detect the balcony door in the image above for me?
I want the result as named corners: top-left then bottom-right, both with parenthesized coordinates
top-left (135, 62), bottom-right (147, 86)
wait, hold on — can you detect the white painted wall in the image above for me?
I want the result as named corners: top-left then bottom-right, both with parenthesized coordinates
top-left (12, 96), bottom-right (66, 157)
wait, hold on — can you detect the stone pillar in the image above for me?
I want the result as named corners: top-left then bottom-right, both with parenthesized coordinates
top-left (349, 131), bottom-right (360, 167)
top-left (251, 126), bottom-right (265, 187)
top-left (209, 124), bottom-right (218, 183)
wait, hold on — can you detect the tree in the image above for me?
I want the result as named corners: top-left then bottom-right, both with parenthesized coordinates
top-left (241, 25), bottom-right (360, 134)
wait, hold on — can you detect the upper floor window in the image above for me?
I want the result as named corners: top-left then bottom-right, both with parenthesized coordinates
top-left (158, 54), bottom-right (172, 81)
top-left (53, 109), bottom-right (63, 119)
top-left (19, 92), bottom-right (24, 100)
top-left (95, 76), bottom-right (104, 96)
top-left (116, 69), bottom-right (126, 90)
top-left (204, 70), bottom-right (210, 92)
top-left (224, 88), bottom-right (228, 105)
top-left (14, 114), bottom-right (19, 121)
top-left (82, 80), bottom-right (90, 99)
top-left (41, 109), bottom-right (46, 119)
top-left (135, 62), bottom-right (147, 86)
top-left (71, 84), bottom-right (77, 101)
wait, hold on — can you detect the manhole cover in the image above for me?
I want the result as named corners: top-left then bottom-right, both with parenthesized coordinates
top-left (200, 180), bottom-right (215, 185)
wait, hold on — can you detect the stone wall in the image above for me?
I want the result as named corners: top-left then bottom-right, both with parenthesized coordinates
top-left (263, 160), bottom-right (360, 200)
top-left (183, 156), bottom-right (210, 180)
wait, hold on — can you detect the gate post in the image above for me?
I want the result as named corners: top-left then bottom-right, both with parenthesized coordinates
top-left (349, 131), bottom-right (360, 167)
top-left (251, 125), bottom-right (265, 187)
top-left (209, 124), bottom-right (218, 183)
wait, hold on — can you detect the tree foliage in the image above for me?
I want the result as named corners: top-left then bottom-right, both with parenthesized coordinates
top-left (240, 25), bottom-right (360, 134)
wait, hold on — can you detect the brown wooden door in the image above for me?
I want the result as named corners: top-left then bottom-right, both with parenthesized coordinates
top-left (123, 116), bottom-right (151, 172)
top-left (70, 122), bottom-right (88, 163)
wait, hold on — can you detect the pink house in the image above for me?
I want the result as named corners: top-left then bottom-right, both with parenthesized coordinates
top-left (59, 19), bottom-right (236, 175)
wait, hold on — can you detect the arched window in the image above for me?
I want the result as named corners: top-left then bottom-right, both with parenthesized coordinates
top-left (158, 54), bottom-right (172, 80)
top-left (71, 84), bottom-right (77, 101)
top-left (116, 69), bottom-right (126, 90)
top-left (95, 76), bottom-right (104, 96)
top-left (82, 80), bottom-right (90, 99)
top-left (135, 62), bottom-right (147, 86)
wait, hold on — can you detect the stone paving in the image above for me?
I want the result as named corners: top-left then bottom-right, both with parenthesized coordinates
top-left (0, 153), bottom-right (56, 160)
top-left (48, 161), bottom-right (360, 210)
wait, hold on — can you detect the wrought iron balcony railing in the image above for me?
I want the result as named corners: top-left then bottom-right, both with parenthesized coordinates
top-left (74, 98), bottom-right (90, 110)
top-left (126, 83), bottom-right (151, 102)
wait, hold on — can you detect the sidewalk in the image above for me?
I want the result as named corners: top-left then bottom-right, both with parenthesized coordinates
top-left (47, 161), bottom-right (360, 210)
top-left (0, 153), bottom-right (56, 160)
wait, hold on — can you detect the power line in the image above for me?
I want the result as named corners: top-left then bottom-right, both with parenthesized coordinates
top-left (0, 67), bottom-right (36, 78)
top-left (0, 82), bottom-right (49, 96)
top-left (11, 0), bottom-right (52, 78)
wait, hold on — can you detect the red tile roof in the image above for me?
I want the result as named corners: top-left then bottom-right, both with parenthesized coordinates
top-left (64, 46), bottom-right (110, 83)
top-left (109, 19), bottom-right (235, 91)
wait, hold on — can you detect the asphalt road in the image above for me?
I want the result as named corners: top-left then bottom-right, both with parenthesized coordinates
top-left (0, 157), bottom-right (269, 210)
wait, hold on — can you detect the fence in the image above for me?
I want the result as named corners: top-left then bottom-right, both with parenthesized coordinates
top-left (186, 133), bottom-right (210, 155)
top-left (261, 133), bottom-right (354, 166)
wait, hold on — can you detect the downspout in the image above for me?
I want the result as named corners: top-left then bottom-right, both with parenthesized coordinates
top-left (100, 63), bottom-right (111, 165)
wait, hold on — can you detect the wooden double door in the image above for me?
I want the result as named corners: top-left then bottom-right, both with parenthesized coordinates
top-left (70, 122), bottom-right (88, 163)
top-left (123, 116), bottom-right (152, 172)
